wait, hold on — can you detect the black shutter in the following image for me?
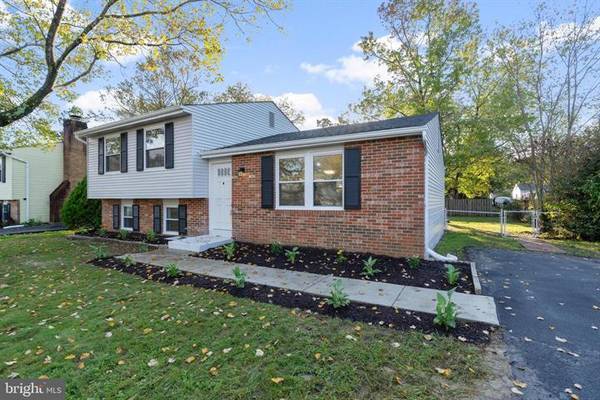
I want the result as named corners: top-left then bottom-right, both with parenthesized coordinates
top-left (344, 148), bottom-right (361, 209)
top-left (165, 122), bottom-right (174, 169)
top-left (177, 204), bottom-right (187, 235)
top-left (98, 137), bottom-right (104, 175)
top-left (136, 129), bottom-right (144, 171)
top-left (132, 204), bottom-right (139, 231)
top-left (153, 205), bottom-right (162, 233)
top-left (120, 132), bottom-right (128, 173)
top-left (1, 155), bottom-right (5, 182)
top-left (261, 155), bottom-right (274, 209)
top-left (112, 204), bottom-right (120, 229)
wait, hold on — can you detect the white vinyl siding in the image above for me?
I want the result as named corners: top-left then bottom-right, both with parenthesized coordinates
top-left (1, 144), bottom-right (63, 223)
top-left (185, 102), bottom-right (298, 197)
top-left (423, 115), bottom-right (445, 250)
top-left (86, 103), bottom-right (297, 199)
top-left (87, 115), bottom-right (194, 199)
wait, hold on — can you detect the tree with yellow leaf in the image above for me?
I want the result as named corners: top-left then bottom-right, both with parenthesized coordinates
top-left (0, 0), bottom-right (287, 145)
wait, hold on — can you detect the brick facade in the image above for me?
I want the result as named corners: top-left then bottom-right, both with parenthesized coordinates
top-left (101, 198), bottom-right (208, 236)
top-left (231, 136), bottom-right (425, 257)
top-left (62, 118), bottom-right (88, 191)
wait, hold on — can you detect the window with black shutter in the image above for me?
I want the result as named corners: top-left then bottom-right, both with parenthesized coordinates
top-left (98, 137), bottom-right (104, 175)
top-left (0, 155), bottom-right (6, 183)
top-left (136, 129), bottom-right (144, 171)
top-left (177, 204), bottom-right (187, 235)
top-left (344, 148), bottom-right (361, 209)
top-left (112, 204), bottom-right (120, 229)
top-left (261, 155), bottom-right (274, 209)
top-left (152, 205), bottom-right (162, 233)
top-left (132, 204), bottom-right (139, 231)
top-left (120, 132), bottom-right (128, 173)
top-left (165, 122), bottom-right (174, 169)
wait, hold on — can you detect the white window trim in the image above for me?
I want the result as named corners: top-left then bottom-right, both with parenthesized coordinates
top-left (121, 200), bottom-right (133, 231)
top-left (163, 200), bottom-right (179, 235)
top-left (144, 124), bottom-right (166, 171)
top-left (104, 133), bottom-right (122, 175)
top-left (275, 148), bottom-right (344, 211)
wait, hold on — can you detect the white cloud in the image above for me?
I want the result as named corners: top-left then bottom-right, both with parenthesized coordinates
top-left (73, 90), bottom-right (117, 127)
top-left (272, 92), bottom-right (334, 129)
top-left (300, 36), bottom-right (394, 86)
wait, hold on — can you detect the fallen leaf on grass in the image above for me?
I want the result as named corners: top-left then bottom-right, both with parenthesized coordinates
top-left (555, 336), bottom-right (567, 343)
top-left (434, 367), bottom-right (451, 377)
top-left (143, 328), bottom-right (153, 335)
top-left (209, 367), bottom-right (218, 376)
top-left (513, 380), bottom-right (527, 388)
top-left (345, 335), bottom-right (357, 341)
top-left (117, 360), bottom-right (126, 365)
top-left (4, 361), bottom-right (17, 366)
top-left (271, 377), bottom-right (284, 384)
top-left (314, 353), bottom-right (321, 360)
top-left (511, 387), bottom-right (524, 396)
top-left (38, 375), bottom-right (49, 380)
top-left (223, 348), bottom-right (232, 354)
top-left (185, 356), bottom-right (196, 364)
top-left (64, 354), bottom-right (76, 360)
top-left (255, 349), bottom-right (264, 357)
top-left (77, 362), bottom-right (85, 369)
top-left (391, 342), bottom-right (400, 348)
top-left (147, 359), bottom-right (158, 367)
top-left (423, 334), bottom-right (433, 341)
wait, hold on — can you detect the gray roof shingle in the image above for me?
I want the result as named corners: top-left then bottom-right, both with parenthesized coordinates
top-left (220, 112), bottom-right (438, 149)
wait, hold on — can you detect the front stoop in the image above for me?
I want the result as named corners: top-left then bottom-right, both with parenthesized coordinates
top-left (122, 250), bottom-right (500, 326)
top-left (167, 235), bottom-right (232, 252)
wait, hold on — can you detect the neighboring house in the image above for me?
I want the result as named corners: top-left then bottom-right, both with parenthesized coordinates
top-left (512, 183), bottom-right (536, 200)
top-left (0, 117), bottom-right (87, 225)
top-left (76, 102), bottom-right (444, 258)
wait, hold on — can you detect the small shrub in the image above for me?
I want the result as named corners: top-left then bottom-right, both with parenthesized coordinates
top-left (285, 247), bottom-right (300, 263)
top-left (164, 263), bottom-right (180, 278)
top-left (407, 256), bottom-right (421, 269)
top-left (445, 264), bottom-right (460, 286)
top-left (232, 266), bottom-right (247, 288)
top-left (145, 229), bottom-right (157, 242)
top-left (223, 242), bottom-right (237, 260)
top-left (434, 289), bottom-right (457, 330)
top-left (61, 177), bottom-right (101, 229)
top-left (335, 249), bottom-right (348, 264)
top-left (138, 244), bottom-right (149, 253)
top-left (270, 241), bottom-right (283, 255)
top-left (123, 255), bottom-right (135, 267)
top-left (118, 229), bottom-right (129, 240)
top-left (361, 256), bottom-right (381, 278)
top-left (90, 245), bottom-right (107, 259)
top-left (75, 226), bottom-right (92, 235)
top-left (326, 279), bottom-right (350, 309)
top-left (97, 228), bottom-right (107, 237)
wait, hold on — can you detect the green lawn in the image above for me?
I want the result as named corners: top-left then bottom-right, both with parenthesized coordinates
top-left (435, 216), bottom-right (600, 259)
top-left (0, 232), bottom-right (489, 399)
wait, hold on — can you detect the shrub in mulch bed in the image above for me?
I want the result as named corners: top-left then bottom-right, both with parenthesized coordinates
top-left (90, 257), bottom-right (494, 344)
top-left (197, 242), bottom-right (475, 293)
top-left (77, 229), bottom-right (169, 245)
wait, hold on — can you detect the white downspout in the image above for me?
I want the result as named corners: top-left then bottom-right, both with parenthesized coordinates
top-left (426, 247), bottom-right (458, 262)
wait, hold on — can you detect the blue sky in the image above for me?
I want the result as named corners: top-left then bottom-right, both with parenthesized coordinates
top-left (74, 0), bottom-right (542, 129)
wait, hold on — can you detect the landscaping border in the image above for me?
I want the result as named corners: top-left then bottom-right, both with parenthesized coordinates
top-left (89, 256), bottom-right (496, 344)
top-left (68, 234), bottom-right (165, 248)
top-left (470, 262), bottom-right (482, 295)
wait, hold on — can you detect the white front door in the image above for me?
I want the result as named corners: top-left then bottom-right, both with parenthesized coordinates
top-left (209, 161), bottom-right (232, 237)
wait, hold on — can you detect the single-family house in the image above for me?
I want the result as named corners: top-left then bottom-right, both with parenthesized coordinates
top-left (512, 183), bottom-right (536, 201)
top-left (76, 102), bottom-right (445, 258)
top-left (0, 117), bottom-right (87, 225)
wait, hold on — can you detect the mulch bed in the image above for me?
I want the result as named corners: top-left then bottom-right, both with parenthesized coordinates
top-left (196, 242), bottom-right (475, 293)
top-left (78, 229), bottom-right (170, 245)
top-left (90, 257), bottom-right (494, 344)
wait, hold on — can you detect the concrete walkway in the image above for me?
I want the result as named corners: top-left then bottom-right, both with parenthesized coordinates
top-left (123, 249), bottom-right (499, 326)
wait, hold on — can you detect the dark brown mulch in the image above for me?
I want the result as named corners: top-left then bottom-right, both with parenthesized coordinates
top-left (196, 242), bottom-right (475, 293)
top-left (78, 229), bottom-right (169, 245)
top-left (90, 257), bottom-right (494, 344)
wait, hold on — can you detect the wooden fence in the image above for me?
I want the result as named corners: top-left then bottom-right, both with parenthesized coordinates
top-left (445, 198), bottom-right (497, 213)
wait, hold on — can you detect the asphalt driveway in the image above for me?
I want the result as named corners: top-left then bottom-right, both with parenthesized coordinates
top-left (467, 248), bottom-right (600, 400)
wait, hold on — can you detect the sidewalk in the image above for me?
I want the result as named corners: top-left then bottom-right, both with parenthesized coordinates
top-left (123, 249), bottom-right (499, 326)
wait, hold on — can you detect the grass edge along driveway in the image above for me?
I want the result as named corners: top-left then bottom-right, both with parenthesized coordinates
top-left (0, 231), bottom-right (493, 399)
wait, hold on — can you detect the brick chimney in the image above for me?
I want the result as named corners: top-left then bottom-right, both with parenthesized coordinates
top-left (62, 113), bottom-right (87, 189)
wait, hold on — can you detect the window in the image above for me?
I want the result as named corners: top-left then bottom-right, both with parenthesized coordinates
top-left (122, 205), bottom-right (133, 229)
top-left (164, 206), bottom-right (179, 234)
top-left (105, 136), bottom-right (121, 172)
top-left (313, 154), bottom-right (343, 206)
top-left (145, 128), bottom-right (165, 168)
top-left (278, 157), bottom-right (305, 206)
top-left (276, 150), bottom-right (343, 209)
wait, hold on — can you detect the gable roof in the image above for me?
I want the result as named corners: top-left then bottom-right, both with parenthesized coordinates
top-left (203, 112), bottom-right (438, 158)
top-left (516, 183), bottom-right (536, 192)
